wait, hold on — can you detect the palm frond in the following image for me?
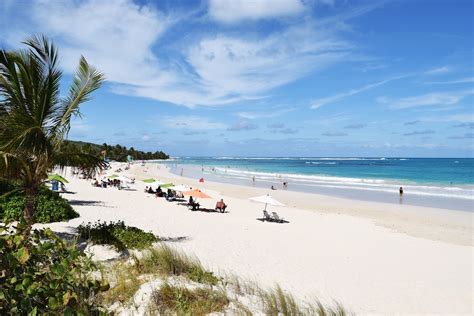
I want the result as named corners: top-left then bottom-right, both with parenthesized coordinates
top-left (53, 151), bottom-right (107, 172)
top-left (52, 56), bottom-right (104, 144)
top-left (0, 151), bottom-right (33, 184)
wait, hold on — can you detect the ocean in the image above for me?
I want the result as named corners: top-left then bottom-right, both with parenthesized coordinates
top-left (155, 157), bottom-right (474, 212)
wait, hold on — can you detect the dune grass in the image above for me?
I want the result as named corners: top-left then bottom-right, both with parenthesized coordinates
top-left (260, 286), bottom-right (348, 316)
top-left (132, 244), bottom-right (219, 285)
top-left (98, 262), bottom-right (141, 306)
top-left (98, 245), bottom-right (349, 315)
top-left (223, 274), bottom-right (350, 316)
top-left (148, 283), bottom-right (229, 315)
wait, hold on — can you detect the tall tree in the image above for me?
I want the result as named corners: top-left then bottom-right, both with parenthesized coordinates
top-left (0, 35), bottom-right (106, 228)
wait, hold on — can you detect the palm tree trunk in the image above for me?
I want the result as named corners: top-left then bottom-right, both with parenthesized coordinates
top-left (23, 185), bottom-right (37, 230)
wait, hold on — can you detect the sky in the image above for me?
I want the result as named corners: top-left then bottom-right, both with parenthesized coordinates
top-left (0, 0), bottom-right (473, 157)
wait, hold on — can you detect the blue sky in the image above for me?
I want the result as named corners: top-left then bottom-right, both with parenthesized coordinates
top-left (1, 0), bottom-right (473, 157)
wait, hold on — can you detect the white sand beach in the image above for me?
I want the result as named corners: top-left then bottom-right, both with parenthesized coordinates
top-left (41, 162), bottom-right (473, 314)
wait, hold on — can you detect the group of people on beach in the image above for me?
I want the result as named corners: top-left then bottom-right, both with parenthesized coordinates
top-left (92, 177), bottom-right (135, 190)
top-left (143, 185), bottom-right (227, 213)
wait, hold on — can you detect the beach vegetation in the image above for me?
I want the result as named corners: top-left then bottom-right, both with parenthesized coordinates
top-left (132, 244), bottom-right (220, 285)
top-left (224, 274), bottom-right (349, 316)
top-left (98, 261), bottom-right (142, 306)
top-left (0, 182), bottom-right (78, 223)
top-left (96, 245), bottom-right (348, 314)
top-left (0, 35), bottom-right (106, 230)
top-left (259, 286), bottom-right (349, 315)
top-left (77, 220), bottom-right (159, 251)
top-left (148, 283), bottom-right (229, 315)
top-left (0, 224), bottom-right (108, 314)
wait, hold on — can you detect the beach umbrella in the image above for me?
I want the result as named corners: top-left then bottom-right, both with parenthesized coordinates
top-left (107, 174), bottom-right (119, 179)
top-left (148, 180), bottom-right (167, 189)
top-left (182, 189), bottom-right (211, 199)
top-left (168, 184), bottom-right (190, 192)
top-left (249, 194), bottom-right (284, 211)
top-left (117, 176), bottom-right (133, 183)
top-left (160, 183), bottom-right (173, 188)
top-left (48, 174), bottom-right (69, 184)
top-left (142, 178), bottom-right (156, 183)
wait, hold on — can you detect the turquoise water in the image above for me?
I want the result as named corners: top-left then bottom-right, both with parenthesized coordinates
top-left (156, 157), bottom-right (473, 211)
top-left (168, 157), bottom-right (474, 185)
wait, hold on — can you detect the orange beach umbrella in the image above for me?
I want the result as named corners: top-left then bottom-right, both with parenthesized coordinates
top-left (182, 189), bottom-right (211, 199)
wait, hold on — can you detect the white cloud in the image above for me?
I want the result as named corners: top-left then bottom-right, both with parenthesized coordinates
top-left (161, 116), bottom-right (226, 130)
top-left (310, 76), bottom-right (406, 109)
top-left (208, 0), bottom-right (305, 23)
top-left (227, 121), bottom-right (259, 131)
top-left (322, 131), bottom-right (347, 136)
top-left (445, 114), bottom-right (474, 123)
top-left (425, 66), bottom-right (452, 75)
top-left (186, 24), bottom-right (350, 104)
top-left (0, 0), bottom-right (365, 108)
top-left (31, 0), bottom-right (172, 86)
top-left (237, 107), bottom-right (294, 119)
top-left (423, 77), bottom-right (474, 85)
top-left (377, 89), bottom-right (474, 109)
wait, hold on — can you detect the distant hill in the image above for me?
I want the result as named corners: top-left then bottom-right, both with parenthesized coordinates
top-left (64, 140), bottom-right (169, 162)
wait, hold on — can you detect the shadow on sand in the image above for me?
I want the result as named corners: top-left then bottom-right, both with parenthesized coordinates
top-left (160, 236), bottom-right (189, 243)
top-left (192, 208), bottom-right (228, 214)
top-left (68, 199), bottom-right (110, 207)
top-left (256, 218), bottom-right (290, 224)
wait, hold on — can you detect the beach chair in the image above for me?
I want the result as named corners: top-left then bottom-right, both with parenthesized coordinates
top-left (219, 204), bottom-right (227, 213)
top-left (263, 210), bottom-right (273, 221)
top-left (272, 212), bottom-right (285, 223)
top-left (215, 202), bottom-right (227, 213)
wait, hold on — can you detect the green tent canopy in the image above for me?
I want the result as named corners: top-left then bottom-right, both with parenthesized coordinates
top-left (142, 178), bottom-right (156, 183)
top-left (160, 183), bottom-right (173, 188)
top-left (107, 174), bottom-right (119, 179)
top-left (48, 174), bottom-right (69, 184)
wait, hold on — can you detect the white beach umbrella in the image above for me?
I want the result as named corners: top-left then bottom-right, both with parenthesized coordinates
top-left (148, 180), bottom-right (166, 189)
top-left (117, 175), bottom-right (134, 183)
top-left (168, 184), bottom-right (191, 192)
top-left (249, 194), bottom-right (284, 211)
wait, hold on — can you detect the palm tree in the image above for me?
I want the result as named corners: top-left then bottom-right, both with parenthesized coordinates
top-left (0, 35), bottom-right (106, 228)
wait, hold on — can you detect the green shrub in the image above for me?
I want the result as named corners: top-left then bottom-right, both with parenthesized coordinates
top-left (78, 221), bottom-right (159, 251)
top-left (0, 224), bottom-right (109, 314)
top-left (149, 283), bottom-right (229, 315)
top-left (133, 244), bottom-right (219, 285)
top-left (0, 186), bottom-right (79, 223)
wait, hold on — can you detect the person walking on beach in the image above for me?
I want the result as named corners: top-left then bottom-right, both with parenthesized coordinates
top-left (252, 176), bottom-right (255, 185)
top-left (283, 182), bottom-right (288, 189)
top-left (399, 186), bottom-right (404, 196)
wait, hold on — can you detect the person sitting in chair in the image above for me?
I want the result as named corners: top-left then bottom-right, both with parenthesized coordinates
top-left (155, 186), bottom-right (163, 197)
top-left (215, 199), bottom-right (227, 213)
top-left (188, 196), bottom-right (200, 211)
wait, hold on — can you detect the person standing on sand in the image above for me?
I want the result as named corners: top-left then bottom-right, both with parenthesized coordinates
top-left (252, 176), bottom-right (255, 185)
top-left (399, 186), bottom-right (404, 195)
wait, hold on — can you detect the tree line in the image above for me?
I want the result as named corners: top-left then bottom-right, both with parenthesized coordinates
top-left (64, 140), bottom-right (169, 162)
